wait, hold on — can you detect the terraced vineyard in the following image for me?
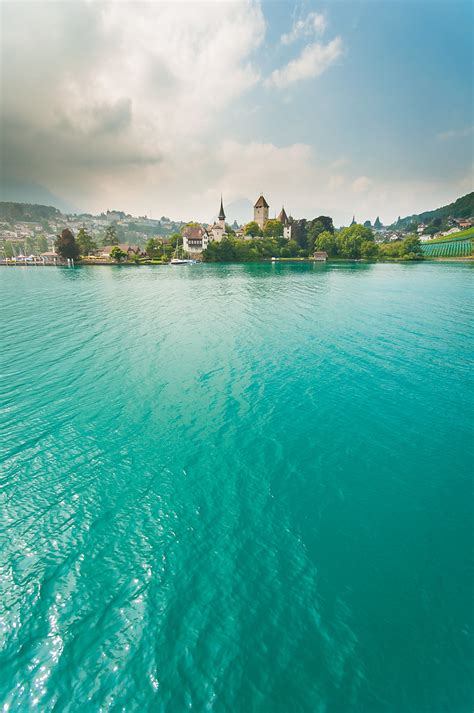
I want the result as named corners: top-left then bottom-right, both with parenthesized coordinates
top-left (422, 239), bottom-right (472, 257)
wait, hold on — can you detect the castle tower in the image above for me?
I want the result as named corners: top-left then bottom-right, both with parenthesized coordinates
top-left (277, 206), bottom-right (291, 240)
top-left (254, 195), bottom-right (269, 229)
top-left (218, 196), bottom-right (226, 230)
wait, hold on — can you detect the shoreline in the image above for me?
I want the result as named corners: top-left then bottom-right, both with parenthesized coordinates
top-left (1, 256), bottom-right (472, 268)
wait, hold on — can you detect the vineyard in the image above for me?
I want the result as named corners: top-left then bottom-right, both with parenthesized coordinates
top-left (421, 239), bottom-right (472, 257)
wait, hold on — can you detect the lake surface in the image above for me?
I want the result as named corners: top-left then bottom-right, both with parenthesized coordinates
top-left (0, 262), bottom-right (472, 712)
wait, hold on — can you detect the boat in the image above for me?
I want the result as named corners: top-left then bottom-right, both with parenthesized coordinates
top-left (170, 237), bottom-right (196, 265)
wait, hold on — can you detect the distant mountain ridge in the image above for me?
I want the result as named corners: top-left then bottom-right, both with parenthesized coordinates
top-left (0, 201), bottom-right (61, 222)
top-left (0, 180), bottom-right (79, 214)
top-left (395, 192), bottom-right (474, 228)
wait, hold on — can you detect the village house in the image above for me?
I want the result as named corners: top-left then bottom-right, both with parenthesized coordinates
top-left (181, 197), bottom-right (227, 257)
top-left (182, 225), bottom-right (209, 256)
top-left (99, 244), bottom-right (144, 258)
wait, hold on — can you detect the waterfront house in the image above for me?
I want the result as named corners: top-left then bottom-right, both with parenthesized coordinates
top-left (99, 244), bottom-right (143, 258)
top-left (313, 251), bottom-right (328, 261)
top-left (182, 226), bottom-right (209, 256)
top-left (40, 252), bottom-right (61, 264)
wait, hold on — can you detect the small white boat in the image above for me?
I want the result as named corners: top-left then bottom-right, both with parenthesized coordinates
top-left (170, 238), bottom-right (196, 265)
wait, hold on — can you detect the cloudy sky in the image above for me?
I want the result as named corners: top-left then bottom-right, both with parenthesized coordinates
top-left (1, 0), bottom-right (472, 224)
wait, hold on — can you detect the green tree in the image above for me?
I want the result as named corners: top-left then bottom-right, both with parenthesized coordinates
top-left (76, 228), bottom-right (97, 256)
top-left (25, 236), bottom-right (36, 254)
top-left (244, 221), bottom-right (262, 237)
top-left (378, 235), bottom-right (423, 260)
top-left (263, 219), bottom-right (283, 238)
top-left (145, 238), bottom-right (162, 258)
top-left (315, 230), bottom-right (337, 256)
top-left (336, 224), bottom-right (375, 259)
top-left (306, 217), bottom-right (334, 252)
top-left (36, 234), bottom-right (48, 253)
top-left (360, 240), bottom-right (379, 258)
top-left (401, 235), bottom-right (423, 259)
top-left (55, 229), bottom-right (80, 260)
top-left (283, 240), bottom-right (300, 257)
top-left (110, 246), bottom-right (127, 262)
top-left (374, 216), bottom-right (382, 230)
top-left (291, 219), bottom-right (308, 250)
top-left (3, 241), bottom-right (14, 258)
top-left (103, 224), bottom-right (119, 246)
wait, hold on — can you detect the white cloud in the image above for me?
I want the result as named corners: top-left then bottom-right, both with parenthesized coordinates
top-left (352, 176), bottom-right (373, 194)
top-left (1, 0), bottom-right (266, 210)
top-left (266, 38), bottom-right (343, 89)
top-left (281, 12), bottom-right (327, 45)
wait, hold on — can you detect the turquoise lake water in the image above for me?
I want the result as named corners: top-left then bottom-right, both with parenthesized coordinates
top-left (0, 262), bottom-right (472, 712)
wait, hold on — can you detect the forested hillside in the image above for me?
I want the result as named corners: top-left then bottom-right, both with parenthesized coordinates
top-left (396, 193), bottom-right (474, 228)
top-left (0, 202), bottom-right (61, 222)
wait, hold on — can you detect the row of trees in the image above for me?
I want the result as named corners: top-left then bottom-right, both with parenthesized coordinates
top-left (203, 225), bottom-right (423, 262)
top-left (54, 229), bottom-right (181, 261)
top-left (2, 234), bottom-right (49, 257)
top-left (313, 225), bottom-right (422, 259)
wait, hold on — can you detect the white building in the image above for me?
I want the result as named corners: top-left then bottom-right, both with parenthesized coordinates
top-left (209, 197), bottom-right (227, 243)
top-left (182, 225), bottom-right (209, 255)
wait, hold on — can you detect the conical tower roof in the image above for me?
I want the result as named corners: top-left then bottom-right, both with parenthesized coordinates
top-left (254, 195), bottom-right (269, 209)
top-left (218, 196), bottom-right (226, 221)
top-left (277, 206), bottom-right (289, 225)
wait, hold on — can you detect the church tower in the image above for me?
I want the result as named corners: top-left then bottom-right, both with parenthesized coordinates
top-left (218, 196), bottom-right (226, 231)
top-left (254, 195), bottom-right (269, 229)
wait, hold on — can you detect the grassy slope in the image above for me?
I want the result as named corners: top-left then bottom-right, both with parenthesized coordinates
top-left (423, 227), bottom-right (474, 244)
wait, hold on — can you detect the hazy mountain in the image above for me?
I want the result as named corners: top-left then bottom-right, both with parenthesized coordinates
top-left (0, 180), bottom-right (79, 215)
top-left (224, 198), bottom-right (254, 226)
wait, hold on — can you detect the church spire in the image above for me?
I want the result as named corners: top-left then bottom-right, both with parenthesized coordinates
top-left (218, 196), bottom-right (226, 221)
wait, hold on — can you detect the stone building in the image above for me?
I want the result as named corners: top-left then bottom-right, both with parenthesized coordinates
top-left (254, 195), bottom-right (269, 229)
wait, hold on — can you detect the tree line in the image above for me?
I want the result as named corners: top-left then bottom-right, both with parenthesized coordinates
top-left (203, 218), bottom-right (423, 262)
top-left (52, 218), bottom-right (423, 263)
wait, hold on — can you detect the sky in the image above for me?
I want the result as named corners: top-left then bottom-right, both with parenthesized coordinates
top-left (0, 0), bottom-right (473, 225)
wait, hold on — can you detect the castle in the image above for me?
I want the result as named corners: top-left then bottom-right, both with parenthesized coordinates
top-left (182, 194), bottom-right (291, 255)
top-left (254, 194), bottom-right (291, 239)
